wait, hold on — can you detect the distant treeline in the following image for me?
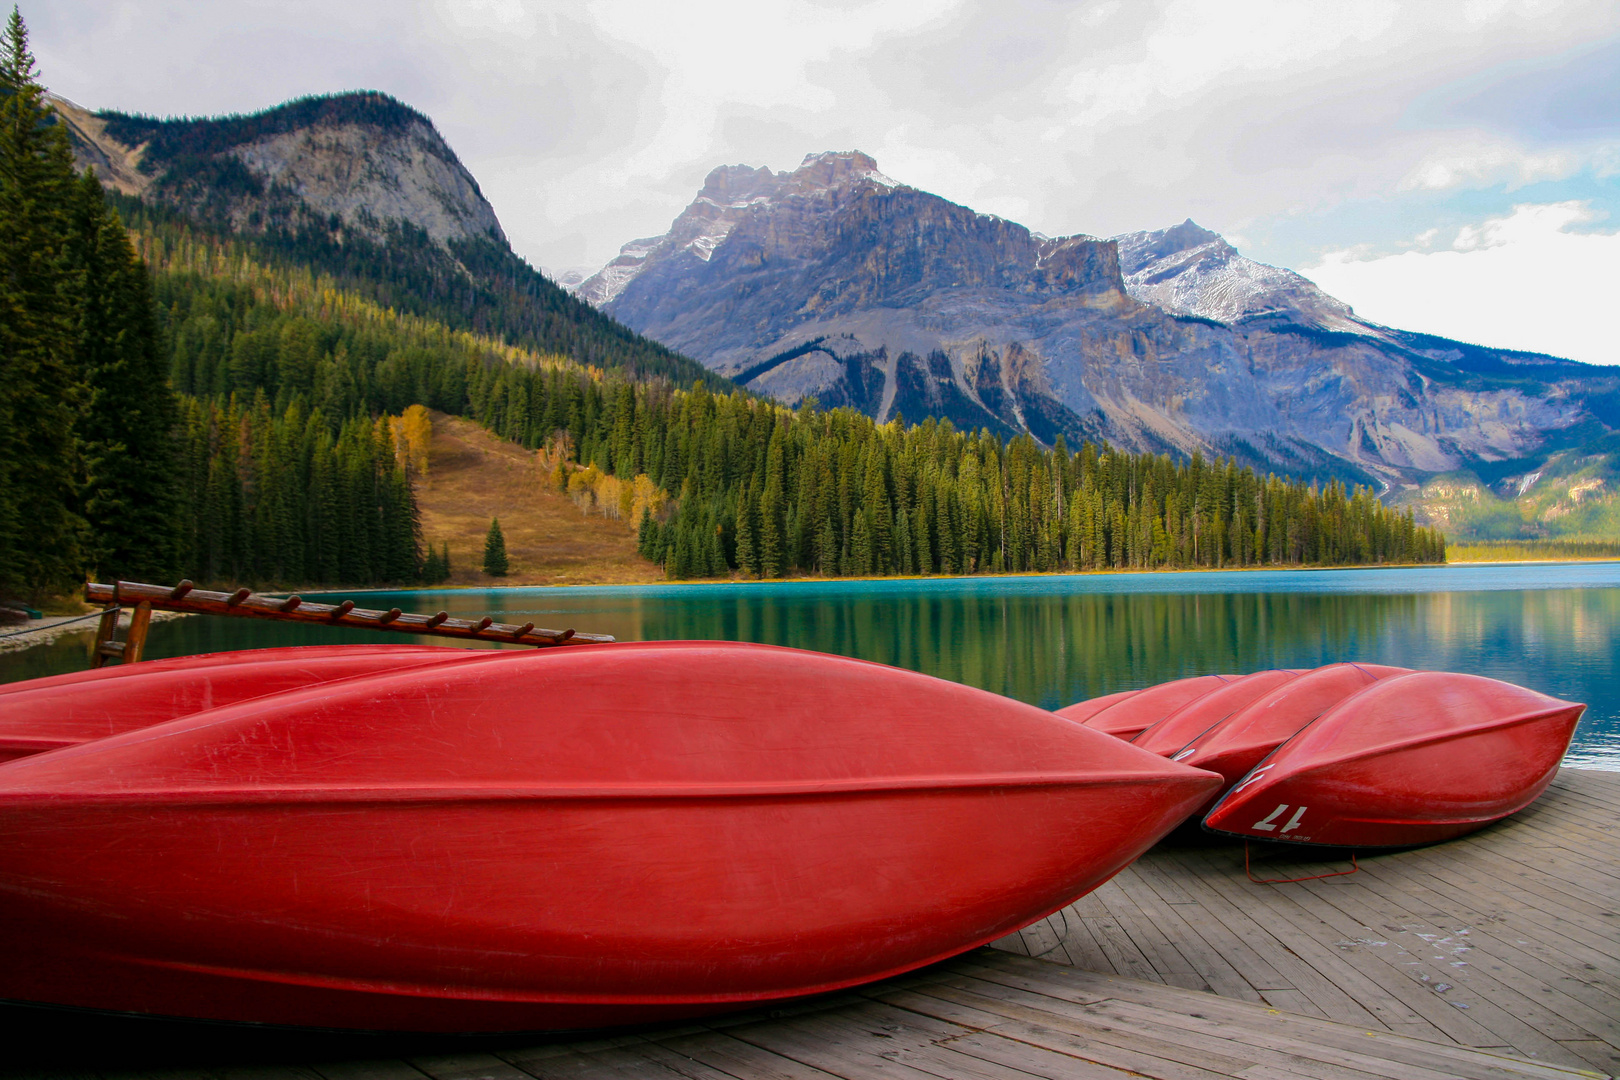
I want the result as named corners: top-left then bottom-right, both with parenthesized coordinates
top-left (177, 397), bottom-right (420, 586)
top-left (606, 386), bottom-right (1444, 577)
top-left (1447, 539), bottom-right (1620, 562)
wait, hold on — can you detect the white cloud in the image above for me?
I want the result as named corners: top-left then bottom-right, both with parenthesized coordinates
top-left (1397, 137), bottom-right (1595, 191)
top-left (581, 0), bottom-right (960, 187)
top-left (1303, 202), bottom-right (1619, 365)
top-left (26, 0), bottom-right (1620, 273)
top-left (1057, 1), bottom-right (1401, 135)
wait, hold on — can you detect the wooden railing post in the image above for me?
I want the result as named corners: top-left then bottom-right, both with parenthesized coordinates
top-left (89, 603), bottom-right (122, 669)
top-left (124, 601), bottom-right (153, 664)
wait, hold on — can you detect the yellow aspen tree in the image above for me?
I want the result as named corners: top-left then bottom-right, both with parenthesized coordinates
top-left (399, 405), bottom-right (432, 478)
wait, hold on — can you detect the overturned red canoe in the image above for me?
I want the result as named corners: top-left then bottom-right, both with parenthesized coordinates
top-left (0, 645), bottom-right (490, 763)
top-left (0, 641), bottom-right (1219, 1032)
top-left (1132, 670), bottom-right (1303, 758)
top-left (1053, 687), bottom-right (1139, 725)
top-left (0, 644), bottom-right (459, 698)
top-left (1173, 663), bottom-right (1408, 794)
top-left (1204, 671), bottom-right (1583, 848)
top-left (1067, 674), bottom-right (1238, 741)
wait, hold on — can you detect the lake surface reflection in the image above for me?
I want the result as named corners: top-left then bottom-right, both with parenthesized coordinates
top-left (5, 563), bottom-right (1617, 767)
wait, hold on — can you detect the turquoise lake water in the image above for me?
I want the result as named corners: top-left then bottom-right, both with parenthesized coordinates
top-left (4, 562), bottom-right (1617, 767)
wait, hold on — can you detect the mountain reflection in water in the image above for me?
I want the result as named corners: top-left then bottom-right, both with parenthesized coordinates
top-left (3, 564), bottom-right (1616, 767)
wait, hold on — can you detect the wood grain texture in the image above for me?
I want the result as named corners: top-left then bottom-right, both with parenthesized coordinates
top-left (990, 769), bottom-right (1618, 1075)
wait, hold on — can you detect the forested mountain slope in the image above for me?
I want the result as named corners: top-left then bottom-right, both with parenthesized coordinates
top-left (53, 91), bottom-right (719, 387)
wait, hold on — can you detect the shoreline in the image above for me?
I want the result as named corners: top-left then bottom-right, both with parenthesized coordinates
top-left (4, 557), bottom-right (1616, 656)
top-left (0, 609), bottom-right (191, 656)
top-left (315, 554), bottom-right (1620, 596)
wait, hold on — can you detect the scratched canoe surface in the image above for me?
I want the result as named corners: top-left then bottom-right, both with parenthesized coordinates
top-left (5, 563), bottom-right (1617, 767)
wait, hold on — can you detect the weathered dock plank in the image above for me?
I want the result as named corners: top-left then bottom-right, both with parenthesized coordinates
top-left (995, 769), bottom-right (1619, 1075)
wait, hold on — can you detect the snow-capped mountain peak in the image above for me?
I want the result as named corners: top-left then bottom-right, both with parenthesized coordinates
top-left (784, 150), bottom-right (899, 194)
top-left (1114, 218), bottom-right (1369, 334)
top-left (573, 151), bottom-right (904, 306)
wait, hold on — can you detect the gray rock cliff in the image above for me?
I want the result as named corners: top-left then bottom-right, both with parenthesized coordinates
top-left (54, 91), bottom-right (504, 249)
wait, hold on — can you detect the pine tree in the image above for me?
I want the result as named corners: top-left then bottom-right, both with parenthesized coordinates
top-left (482, 516), bottom-right (508, 576)
top-left (815, 516), bottom-right (838, 576)
top-left (851, 511), bottom-right (873, 576)
top-left (862, 448), bottom-right (892, 573)
top-left (735, 486), bottom-right (760, 577)
top-left (636, 507), bottom-right (656, 560)
top-left (69, 169), bottom-right (182, 582)
top-left (0, 10), bottom-right (83, 599)
top-left (760, 476), bottom-right (784, 578)
top-left (706, 524), bottom-right (727, 577)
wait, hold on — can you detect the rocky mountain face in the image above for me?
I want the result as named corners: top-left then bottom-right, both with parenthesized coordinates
top-left (578, 153), bottom-right (1620, 487)
top-left (54, 92), bottom-right (503, 247)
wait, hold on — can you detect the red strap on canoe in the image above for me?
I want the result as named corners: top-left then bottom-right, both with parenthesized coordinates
top-left (1245, 843), bottom-right (1358, 885)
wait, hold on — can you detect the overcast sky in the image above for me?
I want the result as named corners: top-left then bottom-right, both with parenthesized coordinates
top-left (32, 0), bottom-right (1620, 364)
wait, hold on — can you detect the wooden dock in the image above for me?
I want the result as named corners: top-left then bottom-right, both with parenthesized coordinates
top-left (5, 770), bottom-right (1615, 1080)
top-left (991, 767), bottom-right (1619, 1076)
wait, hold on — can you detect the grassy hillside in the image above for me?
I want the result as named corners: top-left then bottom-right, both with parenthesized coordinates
top-left (417, 412), bottom-right (661, 587)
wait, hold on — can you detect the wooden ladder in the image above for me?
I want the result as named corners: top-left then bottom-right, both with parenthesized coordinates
top-left (89, 599), bottom-right (152, 668)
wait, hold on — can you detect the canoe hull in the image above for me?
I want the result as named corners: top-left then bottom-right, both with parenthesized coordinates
top-left (1204, 672), bottom-right (1583, 848)
top-left (1075, 674), bottom-right (1236, 741)
top-left (1173, 664), bottom-right (1411, 811)
top-left (0, 779), bottom-right (1198, 1031)
top-left (0, 642), bottom-right (1219, 1032)
top-left (0, 646), bottom-right (491, 763)
top-left (1131, 670), bottom-right (1302, 758)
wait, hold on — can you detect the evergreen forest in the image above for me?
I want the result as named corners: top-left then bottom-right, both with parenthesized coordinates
top-left (0, 12), bottom-right (1442, 603)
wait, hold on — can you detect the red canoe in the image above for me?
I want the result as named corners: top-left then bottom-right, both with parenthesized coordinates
top-left (1203, 671), bottom-right (1583, 848)
top-left (0, 641), bottom-right (1219, 1032)
top-left (0, 645), bottom-right (488, 763)
top-left (0, 644), bottom-right (459, 698)
top-left (1172, 663), bottom-right (1408, 795)
top-left (1065, 674), bottom-right (1238, 741)
top-left (1053, 687), bottom-right (1139, 725)
top-left (1132, 670), bottom-right (1303, 758)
